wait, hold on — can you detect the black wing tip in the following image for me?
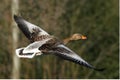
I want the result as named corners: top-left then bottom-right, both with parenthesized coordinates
top-left (13, 14), bottom-right (19, 21)
top-left (13, 14), bottom-right (23, 22)
top-left (13, 14), bottom-right (17, 19)
top-left (94, 68), bottom-right (105, 71)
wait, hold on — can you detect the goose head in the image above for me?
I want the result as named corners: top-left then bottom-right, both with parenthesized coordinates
top-left (70, 33), bottom-right (87, 41)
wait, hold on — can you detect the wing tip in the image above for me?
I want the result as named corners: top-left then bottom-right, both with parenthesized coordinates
top-left (15, 48), bottom-right (36, 58)
top-left (13, 14), bottom-right (17, 19)
top-left (85, 63), bottom-right (105, 71)
top-left (94, 67), bottom-right (105, 71)
top-left (15, 48), bottom-right (24, 57)
top-left (13, 14), bottom-right (19, 21)
top-left (13, 14), bottom-right (23, 22)
top-left (78, 61), bottom-right (105, 71)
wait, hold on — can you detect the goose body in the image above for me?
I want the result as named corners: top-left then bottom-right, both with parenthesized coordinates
top-left (14, 15), bottom-right (104, 71)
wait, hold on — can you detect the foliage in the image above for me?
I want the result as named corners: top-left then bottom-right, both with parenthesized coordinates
top-left (0, 0), bottom-right (119, 79)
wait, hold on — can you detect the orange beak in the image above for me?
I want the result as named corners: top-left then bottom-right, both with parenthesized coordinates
top-left (81, 35), bottom-right (87, 39)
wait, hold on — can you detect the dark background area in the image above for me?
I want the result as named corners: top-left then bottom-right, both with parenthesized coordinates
top-left (0, 0), bottom-right (119, 79)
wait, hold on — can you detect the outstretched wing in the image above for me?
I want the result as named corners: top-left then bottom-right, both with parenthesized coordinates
top-left (16, 37), bottom-right (52, 58)
top-left (50, 44), bottom-right (104, 71)
top-left (14, 15), bottom-right (49, 40)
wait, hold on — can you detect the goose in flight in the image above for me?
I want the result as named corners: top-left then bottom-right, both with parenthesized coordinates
top-left (14, 15), bottom-right (104, 71)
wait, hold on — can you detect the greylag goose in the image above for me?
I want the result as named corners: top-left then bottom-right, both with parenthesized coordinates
top-left (14, 15), bottom-right (104, 71)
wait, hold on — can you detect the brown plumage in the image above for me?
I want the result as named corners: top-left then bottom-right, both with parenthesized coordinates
top-left (14, 15), bottom-right (104, 71)
top-left (30, 35), bottom-right (51, 42)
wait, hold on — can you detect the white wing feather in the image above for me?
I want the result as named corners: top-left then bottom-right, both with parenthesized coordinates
top-left (16, 38), bottom-right (52, 58)
top-left (23, 38), bottom-right (51, 53)
top-left (23, 20), bottom-right (49, 36)
top-left (57, 45), bottom-right (87, 63)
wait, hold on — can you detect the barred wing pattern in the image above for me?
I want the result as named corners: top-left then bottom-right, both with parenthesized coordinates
top-left (14, 15), bottom-right (49, 40)
top-left (50, 44), bottom-right (104, 71)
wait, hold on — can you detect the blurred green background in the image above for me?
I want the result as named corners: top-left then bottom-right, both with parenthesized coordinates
top-left (0, 0), bottom-right (119, 79)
